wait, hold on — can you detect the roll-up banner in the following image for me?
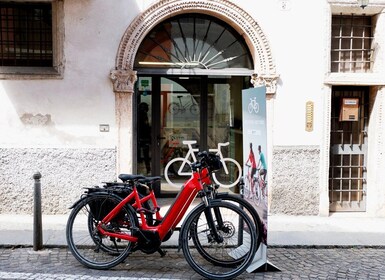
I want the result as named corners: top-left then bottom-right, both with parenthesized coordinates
top-left (242, 86), bottom-right (277, 272)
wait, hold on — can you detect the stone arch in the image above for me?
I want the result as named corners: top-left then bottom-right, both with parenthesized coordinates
top-left (112, 0), bottom-right (278, 93)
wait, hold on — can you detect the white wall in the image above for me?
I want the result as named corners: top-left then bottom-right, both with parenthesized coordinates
top-left (0, 0), bottom-right (142, 149)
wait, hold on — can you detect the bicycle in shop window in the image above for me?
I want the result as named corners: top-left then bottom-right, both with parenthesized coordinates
top-left (164, 140), bottom-right (242, 188)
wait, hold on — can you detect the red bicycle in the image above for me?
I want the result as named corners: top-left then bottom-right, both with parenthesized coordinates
top-left (66, 152), bottom-right (258, 280)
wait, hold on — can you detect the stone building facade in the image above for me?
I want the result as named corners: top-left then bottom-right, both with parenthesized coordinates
top-left (1, 0), bottom-right (385, 218)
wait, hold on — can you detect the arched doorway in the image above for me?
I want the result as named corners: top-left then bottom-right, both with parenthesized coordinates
top-left (134, 14), bottom-right (253, 194)
top-left (110, 0), bottom-right (278, 194)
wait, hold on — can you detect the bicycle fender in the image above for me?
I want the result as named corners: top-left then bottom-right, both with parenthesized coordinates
top-left (68, 190), bottom-right (120, 209)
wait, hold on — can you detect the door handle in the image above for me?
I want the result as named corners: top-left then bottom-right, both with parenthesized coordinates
top-left (156, 136), bottom-right (166, 147)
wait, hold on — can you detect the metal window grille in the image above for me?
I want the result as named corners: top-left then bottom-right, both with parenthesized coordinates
top-left (0, 2), bottom-right (53, 67)
top-left (329, 87), bottom-right (368, 211)
top-left (331, 15), bottom-right (373, 73)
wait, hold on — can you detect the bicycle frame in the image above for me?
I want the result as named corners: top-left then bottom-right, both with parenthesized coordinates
top-left (176, 140), bottom-right (198, 175)
top-left (96, 166), bottom-right (208, 242)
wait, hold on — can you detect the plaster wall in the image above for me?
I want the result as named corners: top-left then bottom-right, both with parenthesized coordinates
top-left (1, 0), bottom-right (385, 216)
top-left (0, 0), bottom-right (141, 149)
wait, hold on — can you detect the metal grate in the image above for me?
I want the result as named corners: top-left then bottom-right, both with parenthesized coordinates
top-left (331, 14), bottom-right (373, 73)
top-left (0, 2), bottom-right (53, 67)
top-left (329, 87), bottom-right (368, 211)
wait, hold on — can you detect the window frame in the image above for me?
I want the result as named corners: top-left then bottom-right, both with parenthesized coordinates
top-left (0, 0), bottom-right (64, 79)
top-left (330, 14), bottom-right (373, 73)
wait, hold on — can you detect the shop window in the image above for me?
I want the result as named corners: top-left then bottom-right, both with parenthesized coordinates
top-left (0, 1), bottom-right (63, 78)
top-left (331, 14), bottom-right (373, 73)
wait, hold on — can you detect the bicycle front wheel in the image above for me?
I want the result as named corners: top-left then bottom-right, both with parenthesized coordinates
top-left (168, 102), bottom-right (180, 115)
top-left (180, 201), bottom-right (257, 280)
top-left (212, 158), bottom-right (242, 188)
top-left (66, 193), bottom-right (137, 269)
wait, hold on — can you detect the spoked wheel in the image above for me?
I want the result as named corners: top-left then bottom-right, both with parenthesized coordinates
top-left (180, 201), bottom-right (257, 280)
top-left (66, 193), bottom-right (138, 269)
top-left (214, 192), bottom-right (263, 251)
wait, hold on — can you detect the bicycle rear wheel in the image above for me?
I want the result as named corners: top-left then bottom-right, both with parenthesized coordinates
top-left (180, 201), bottom-right (257, 280)
top-left (164, 157), bottom-right (192, 188)
top-left (66, 193), bottom-right (137, 269)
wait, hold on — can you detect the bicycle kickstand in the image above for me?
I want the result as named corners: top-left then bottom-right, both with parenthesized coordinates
top-left (157, 248), bottom-right (167, 257)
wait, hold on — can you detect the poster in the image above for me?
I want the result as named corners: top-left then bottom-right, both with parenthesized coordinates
top-left (242, 86), bottom-right (270, 272)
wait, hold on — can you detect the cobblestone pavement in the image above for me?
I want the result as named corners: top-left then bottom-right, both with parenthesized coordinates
top-left (0, 246), bottom-right (384, 279)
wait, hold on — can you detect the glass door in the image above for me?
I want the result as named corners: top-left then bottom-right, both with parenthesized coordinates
top-left (136, 75), bottom-right (249, 195)
top-left (160, 77), bottom-right (201, 191)
top-left (136, 77), bottom-right (153, 176)
top-left (207, 76), bottom-right (244, 191)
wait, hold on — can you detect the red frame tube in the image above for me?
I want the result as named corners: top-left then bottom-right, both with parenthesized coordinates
top-left (97, 167), bottom-right (210, 242)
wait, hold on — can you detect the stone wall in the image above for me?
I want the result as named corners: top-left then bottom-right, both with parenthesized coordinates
top-left (0, 148), bottom-right (116, 214)
top-left (270, 146), bottom-right (320, 215)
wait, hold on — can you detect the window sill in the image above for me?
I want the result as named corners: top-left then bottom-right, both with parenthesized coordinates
top-left (0, 66), bottom-right (63, 80)
top-left (324, 72), bottom-right (384, 86)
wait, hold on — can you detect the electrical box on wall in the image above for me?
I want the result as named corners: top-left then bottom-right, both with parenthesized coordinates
top-left (339, 98), bottom-right (359, 121)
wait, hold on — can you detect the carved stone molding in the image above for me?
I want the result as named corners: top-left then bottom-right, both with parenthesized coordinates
top-left (115, 0), bottom-right (278, 92)
top-left (110, 69), bottom-right (137, 93)
top-left (251, 73), bottom-right (280, 94)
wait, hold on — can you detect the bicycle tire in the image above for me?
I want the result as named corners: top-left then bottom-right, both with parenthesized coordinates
top-left (180, 200), bottom-right (257, 280)
top-left (66, 193), bottom-right (137, 269)
top-left (253, 181), bottom-right (262, 206)
top-left (215, 193), bottom-right (263, 248)
top-left (191, 193), bottom-right (262, 268)
top-left (164, 157), bottom-right (192, 188)
top-left (168, 102), bottom-right (180, 115)
top-left (212, 158), bottom-right (242, 188)
top-left (87, 192), bottom-right (154, 254)
top-left (189, 103), bottom-right (199, 115)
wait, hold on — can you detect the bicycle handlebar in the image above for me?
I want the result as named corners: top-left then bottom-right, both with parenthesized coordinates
top-left (183, 140), bottom-right (197, 145)
top-left (217, 142), bottom-right (230, 147)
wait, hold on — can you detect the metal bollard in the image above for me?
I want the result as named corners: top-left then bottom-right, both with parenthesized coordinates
top-left (33, 172), bottom-right (43, 251)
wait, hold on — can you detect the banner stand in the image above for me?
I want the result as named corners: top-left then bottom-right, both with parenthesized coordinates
top-left (247, 245), bottom-right (280, 273)
top-left (242, 86), bottom-right (280, 274)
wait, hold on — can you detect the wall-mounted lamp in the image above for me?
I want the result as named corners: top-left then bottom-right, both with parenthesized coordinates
top-left (358, 0), bottom-right (369, 9)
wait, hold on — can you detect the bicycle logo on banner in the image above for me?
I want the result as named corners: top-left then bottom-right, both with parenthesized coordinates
top-left (164, 140), bottom-right (242, 188)
top-left (248, 97), bottom-right (259, 114)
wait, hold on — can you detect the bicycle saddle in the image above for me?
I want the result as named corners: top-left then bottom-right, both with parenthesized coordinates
top-left (118, 174), bottom-right (145, 182)
top-left (139, 176), bottom-right (161, 184)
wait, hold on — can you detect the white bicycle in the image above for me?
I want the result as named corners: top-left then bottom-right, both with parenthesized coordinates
top-left (164, 140), bottom-right (242, 188)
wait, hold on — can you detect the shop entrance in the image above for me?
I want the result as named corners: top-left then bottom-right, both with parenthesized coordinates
top-left (329, 86), bottom-right (369, 211)
top-left (132, 13), bottom-right (255, 195)
top-left (135, 75), bottom-right (248, 195)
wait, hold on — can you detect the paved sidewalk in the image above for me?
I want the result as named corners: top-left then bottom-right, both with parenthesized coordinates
top-left (1, 208), bottom-right (385, 279)
top-left (0, 246), bottom-right (384, 279)
top-left (1, 212), bottom-right (385, 247)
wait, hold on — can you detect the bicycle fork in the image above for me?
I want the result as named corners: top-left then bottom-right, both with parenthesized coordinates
top-left (201, 196), bottom-right (224, 244)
